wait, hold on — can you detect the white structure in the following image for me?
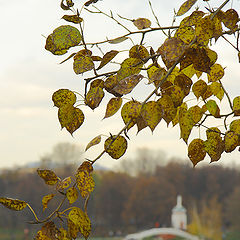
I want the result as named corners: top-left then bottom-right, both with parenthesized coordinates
top-left (171, 195), bottom-right (187, 230)
top-left (124, 227), bottom-right (199, 240)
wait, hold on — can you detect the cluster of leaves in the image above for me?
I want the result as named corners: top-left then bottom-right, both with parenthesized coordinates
top-left (1, 0), bottom-right (240, 238)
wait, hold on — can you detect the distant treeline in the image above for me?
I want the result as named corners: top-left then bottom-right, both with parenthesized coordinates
top-left (0, 161), bottom-right (240, 237)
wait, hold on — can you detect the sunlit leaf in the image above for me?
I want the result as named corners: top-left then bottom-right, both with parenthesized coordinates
top-left (85, 87), bottom-right (105, 110)
top-left (67, 186), bottom-right (79, 204)
top-left (179, 107), bottom-right (194, 143)
top-left (121, 100), bottom-right (142, 130)
top-left (104, 97), bottom-right (122, 119)
top-left (52, 89), bottom-right (76, 108)
top-left (85, 135), bottom-right (102, 151)
top-left (37, 169), bottom-right (59, 185)
top-left (188, 139), bottom-right (206, 166)
top-left (42, 194), bottom-right (55, 211)
top-left (45, 25), bottom-right (81, 55)
top-left (97, 50), bottom-right (119, 70)
top-left (147, 66), bottom-right (167, 87)
top-left (104, 135), bottom-right (128, 159)
top-left (68, 207), bottom-right (91, 239)
top-left (0, 198), bottom-right (27, 211)
top-left (76, 161), bottom-right (95, 198)
top-left (224, 131), bottom-right (240, 153)
top-left (174, 26), bottom-right (195, 44)
top-left (210, 82), bottom-right (224, 100)
top-left (58, 105), bottom-right (84, 134)
top-left (133, 18), bottom-right (151, 29)
top-left (205, 100), bottom-right (220, 118)
top-left (56, 177), bottom-right (71, 191)
top-left (140, 101), bottom-right (162, 132)
top-left (176, 0), bottom-right (198, 16)
top-left (233, 96), bottom-right (240, 116)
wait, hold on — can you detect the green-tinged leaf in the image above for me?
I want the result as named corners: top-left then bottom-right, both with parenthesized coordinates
top-left (113, 74), bottom-right (143, 95)
top-left (133, 18), bottom-right (151, 29)
top-left (68, 207), bottom-right (91, 239)
top-left (179, 107), bottom-right (194, 143)
top-left (37, 169), bottom-right (59, 185)
top-left (67, 186), bottom-right (79, 204)
top-left (129, 45), bottom-right (149, 60)
top-left (140, 101), bottom-right (163, 132)
top-left (62, 15), bottom-right (83, 24)
top-left (177, 0), bottom-right (198, 16)
top-left (0, 198), bottom-right (27, 211)
top-left (117, 58), bottom-right (143, 81)
top-left (230, 119), bottom-right (240, 134)
top-left (97, 50), bottom-right (119, 70)
top-left (104, 97), bottom-right (122, 119)
top-left (157, 95), bottom-right (177, 125)
top-left (207, 63), bottom-right (224, 82)
top-left (90, 79), bottom-right (104, 89)
top-left (104, 135), bottom-right (128, 159)
top-left (233, 96), bottom-right (240, 116)
top-left (205, 100), bottom-right (220, 118)
top-left (210, 82), bottom-right (224, 100)
top-left (204, 128), bottom-right (224, 162)
top-left (42, 194), bottom-right (55, 211)
top-left (52, 89), bottom-right (76, 108)
top-left (188, 139), bottom-right (206, 166)
top-left (85, 135), bottom-right (102, 151)
top-left (76, 161), bottom-right (95, 198)
top-left (188, 105), bottom-right (203, 124)
top-left (45, 25), bottom-right (81, 55)
top-left (121, 100), bottom-right (142, 130)
top-left (108, 36), bottom-right (128, 44)
top-left (85, 87), bottom-right (105, 110)
top-left (73, 54), bottom-right (94, 74)
top-left (58, 105), bottom-right (84, 134)
top-left (35, 222), bottom-right (60, 240)
top-left (56, 177), bottom-right (71, 191)
top-left (224, 131), bottom-right (240, 153)
top-left (175, 26), bottom-right (195, 44)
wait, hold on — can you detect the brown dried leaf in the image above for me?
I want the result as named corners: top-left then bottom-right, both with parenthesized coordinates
top-left (62, 15), bottom-right (83, 24)
top-left (97, 50), bottom-right (119, 70)
top-left (133, 18), bottom-right (151, 29)
top-left (129, 45), bottom-right (150, 61)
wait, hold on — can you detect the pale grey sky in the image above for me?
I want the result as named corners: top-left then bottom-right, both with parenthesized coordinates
top-left (0, 0), bottom-right (240, 169)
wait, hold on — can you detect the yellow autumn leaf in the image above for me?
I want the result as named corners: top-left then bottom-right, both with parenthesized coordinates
top-left (85, 135), bottom-right (102, 151)
top-left (104, 135), bottom-right (128, 159)
top-left (129, 45), bottom-right (149, 60)
top-left (37, 169), bottom-right (59, 185)
top-left (68, 207), bottom-right (91, 239)
top-left (76, 161), bottom-right (95, 198)
top-left (224, 131), bottom-right (240, 153)
top-left (133, 18), bottom-right (151, 29)
top-left (207, 63), bottom-right (224, 82)
top-left (42, 194), bottom-right (55, 211)
top-left (85, 87), bottom-right (105, 110)
top-left (230, 119), bottom-right (240, 134)
top-left (62, 15), bottom-right (83, 24)
top-left (56, 177), bottom-right (71, 191)
top-left (176, 0), bottom-right (198, 16)
top-left (104, 97), bottom-right (122, 119)
top-left (233, 96), bottom-right (240, 116)
top-left (73, 54), bottom-right (94, 74)
top-left (205, 100), bottom-right (220, 118)
top-left (67, 186), bottom-right (79, 204)
top-left (52, 89), bottom-right (76, 108)
top-left (0, 198), bottom-right (27, 211)
top-left (188, 139), bottom-right (206, 166)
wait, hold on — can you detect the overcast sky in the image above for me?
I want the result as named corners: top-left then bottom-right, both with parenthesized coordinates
top-left (0, 0), bottom-right (240, 169)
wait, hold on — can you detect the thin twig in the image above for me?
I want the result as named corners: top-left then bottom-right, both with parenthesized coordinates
top-left (219, 80), bottom-right (233, 110)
